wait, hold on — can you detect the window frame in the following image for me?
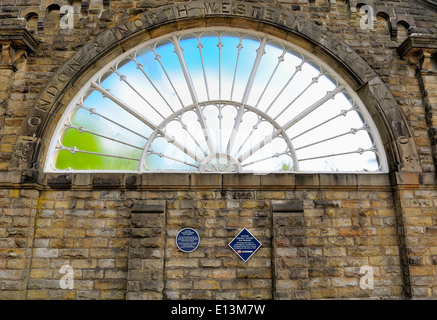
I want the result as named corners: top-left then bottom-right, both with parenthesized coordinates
top-left (44, 27), bottom-right (389, 174)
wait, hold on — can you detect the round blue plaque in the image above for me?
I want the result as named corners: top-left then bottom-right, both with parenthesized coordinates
top-left (176, 228), bottom-right (200, 253)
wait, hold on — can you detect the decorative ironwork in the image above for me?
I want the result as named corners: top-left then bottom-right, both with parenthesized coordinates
top-left (45, 28), bottom-right (387, 173)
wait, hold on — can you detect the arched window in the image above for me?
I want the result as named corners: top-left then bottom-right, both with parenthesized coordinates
top-left (45, 27), bottom-right (388, 173)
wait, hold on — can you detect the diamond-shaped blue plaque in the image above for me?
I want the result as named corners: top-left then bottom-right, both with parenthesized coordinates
top-left (228, 228), bottom-right (262, 262)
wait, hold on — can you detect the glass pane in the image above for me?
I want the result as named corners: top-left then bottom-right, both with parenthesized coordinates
top-left (55, 149), bottom-right (139, 171)
top-left (48, 28), bottom-right (385, 173)
top-left (247, 41), bottom-right (285, 107)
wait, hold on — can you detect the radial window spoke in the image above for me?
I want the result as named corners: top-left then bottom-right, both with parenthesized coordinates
top-left (45, 27), bottom-right (387, 173)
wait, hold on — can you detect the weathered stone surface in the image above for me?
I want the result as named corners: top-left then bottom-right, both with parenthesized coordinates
top-left (0, 0), bottom-right (436, 301)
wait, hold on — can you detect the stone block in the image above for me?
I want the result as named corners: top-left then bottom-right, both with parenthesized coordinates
top-left (142, 173), bottom-right (190, 188)
top-left (222, 174), bottom-right (260, 189)
top-left (295, 174), bottom-right (319, 187)
top-left (46, 174), bottom-right (73, 188)
top-left (190, 173), bottom-right (222, 188)
top-left (260, 174), bottom-right (295, 188)
top-left (33, 248), bottom-right (59, 258)
top-left (272, 200), bottom-right (304, 212)
top-left (92, 174), bottom-right (122, 188)
top-left (319, 174), bottom-right (357, 187)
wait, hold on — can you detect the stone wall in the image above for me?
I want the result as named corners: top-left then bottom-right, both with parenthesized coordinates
top-left (0, 0), bottom-right (437, 300)
top-left (3, 173), bottom-right (406, 300)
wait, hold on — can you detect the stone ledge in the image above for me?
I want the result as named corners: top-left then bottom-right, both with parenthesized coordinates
top-left (392, 172), bottom-right (420, 186)
top-left (142, 173), bottom-right (190, 189)
top-left (222, 173), bottom-right (260, 189)
top-left (397, 34), bottom-right (437, 59)
top-left (0, 27), bottom-right (39, 52)
top-left (6, 172), bottom-right (396, 190)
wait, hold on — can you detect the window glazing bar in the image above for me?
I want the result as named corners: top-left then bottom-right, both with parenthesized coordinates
top-left (238, 85), bottom-right (344, 163)
top-left (64, 124), bottom-right (144, 150)
top-left (132, 56), bottom-right (175, 114)
top-left (91, 82), bottom-right (201, 163)
top-left (77, 104), bottom-right (149, 141)
top-left (289, 106), bottom-right (356, 141)
top-left (196, 36), bottom-right (211, 101)
top-left (112, 68), bottom-right (166, 120)
top-left (299, 147), bottom-right (377, 162)
top-left (241, 151), bottom-right (289, 167)
top-left (230, 36), bottom-right (244, 100)
top-left (152, 46), bottom-right (185, 108)
top-left (274, 71), bottom-right (324, 120)
top-left (148, 151), bottom-right (198, 168)
top-left (281, 85), bottom-right (345, 130)
top-left (56, 146), bottom-right (140, 162)
top-left (227, 37), bottom-right (268, 154)
top-left (294, 126), bottom-right (368, 151)
top-left (265, 57), bottom-right (307, 114)
top-left (254, 48), bottom-right (287, 109)
top-left (172, 35), bottom-right (216, 155)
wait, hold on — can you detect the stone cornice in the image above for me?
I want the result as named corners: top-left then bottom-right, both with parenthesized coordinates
top-left (0, 27), bottom-right (39, 71)
top-left (0, 170), bottom-right (397, 191)
top-left (398, 34), bottom-right (437, 59)
top-left (0, 27), bottom-right (39, 53)
top-left (398, 34), bottom-right (437, 73)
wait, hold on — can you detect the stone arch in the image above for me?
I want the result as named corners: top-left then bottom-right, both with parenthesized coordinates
top-left (18, 0), bottom-right (421, 173)
top-left (24, 12), bottom-right (39, 30)
top-left (45, 4), bottom-right (61, 30)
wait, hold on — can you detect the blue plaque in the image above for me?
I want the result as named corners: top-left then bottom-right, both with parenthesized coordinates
top-left (228, 228), bottom-right (262, 262)
top-left (176, 228), bottom-right (200, 253)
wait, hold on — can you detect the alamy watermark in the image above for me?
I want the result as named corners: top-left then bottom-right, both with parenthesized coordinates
top-left (359, 265), bottom-right (374, 290)
top-left (59, 264), bottom-right (74, 289)
top-left (359, 5), bottom-right (376, 30)
top-left (60, 5), bottom-right (75, 30)
top-left (58, 4), bottom-right (379, 31)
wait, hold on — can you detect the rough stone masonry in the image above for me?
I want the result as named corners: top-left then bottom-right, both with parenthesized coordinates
top-left (0, 0), bottom-right (437, 300)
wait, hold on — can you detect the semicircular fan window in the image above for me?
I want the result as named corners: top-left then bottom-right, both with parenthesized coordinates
top-left (46, 28), bottom-right (387, 173)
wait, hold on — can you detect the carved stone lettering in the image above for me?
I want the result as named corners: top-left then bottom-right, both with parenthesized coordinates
top-left (265, 9), bottom-right (274, 21)
top-left (47, 86), bottom-right (58, 97)
top-left (235, 3), bottom-right (246, 15)
top-left (36, 95), bottom-right (53, 112)
top-left (204, 2), bottom-right (218, 14)
top-left (112, 18), bottom-right (144, 40)
top-left (162, 7), bottom-right (173, 20)
top-left (221, 2), bottom-right (231, 14)
top-left (176, 4), bottom-right (188, 18)
top-left (289, 15), bottom-right (305, 33)
top-left (278, 13), bottom-right (288, 25)
top-left (251, 6), bottom-right (262, 18)
top-left (65, 59), bottom-right (82, 74)
top-left (147, 12), bottom-right (159, 24)
top-left (114, 23), bottom-right (132, 39)
top-left (28, 116), bottom-right (41, 127)
top-left (58, 73), bottom-right (69, 83)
